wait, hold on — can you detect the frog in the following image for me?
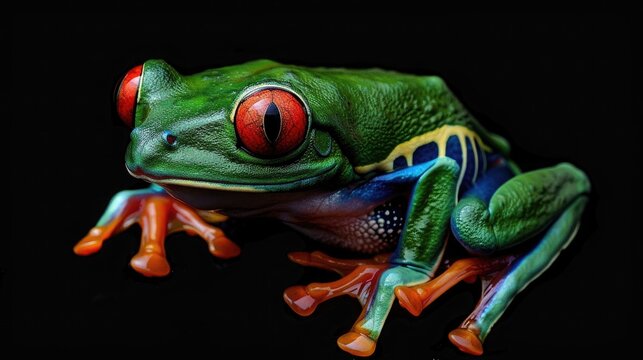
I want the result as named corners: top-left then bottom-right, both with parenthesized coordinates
top-left (75, 59), bottom-right (590, 357)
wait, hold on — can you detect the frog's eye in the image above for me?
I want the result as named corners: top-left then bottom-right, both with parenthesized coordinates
top-left (234, 88), bottom-right (308, 158)
top-left (115, 65), bottom-right (143, 127)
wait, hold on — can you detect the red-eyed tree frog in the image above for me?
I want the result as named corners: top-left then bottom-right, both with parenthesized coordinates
top-left (75, 60), bottom-right (590, 356)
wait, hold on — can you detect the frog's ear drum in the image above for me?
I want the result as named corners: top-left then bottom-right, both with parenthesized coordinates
top-left (115, 65), bottom-right (143, 128)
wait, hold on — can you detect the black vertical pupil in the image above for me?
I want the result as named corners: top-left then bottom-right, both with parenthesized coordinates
top-left (263, 102), bottom-right (281, 144)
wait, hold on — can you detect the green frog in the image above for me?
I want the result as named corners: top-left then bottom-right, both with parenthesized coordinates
top-left (75, 60), bottom-right (590, 356)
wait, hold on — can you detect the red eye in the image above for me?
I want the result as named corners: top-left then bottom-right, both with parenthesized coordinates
top-left (235, 88), bottom-right (308, 158)
top-left (115, 65), bottom-right (143, 127)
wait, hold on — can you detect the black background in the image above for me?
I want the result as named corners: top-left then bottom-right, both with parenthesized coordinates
top-left (9, 13), bottom-right (636, 359)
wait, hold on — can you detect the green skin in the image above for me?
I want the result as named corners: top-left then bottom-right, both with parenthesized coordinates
top-left (93, 60), bottom-right (590, 355)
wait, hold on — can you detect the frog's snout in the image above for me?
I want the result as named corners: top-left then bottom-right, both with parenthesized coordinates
top-left (126, 127), bottom-right (174, 176)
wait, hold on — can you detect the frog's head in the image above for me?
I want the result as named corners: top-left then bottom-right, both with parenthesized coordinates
top-left (118, 60), bottom-right (354, 200)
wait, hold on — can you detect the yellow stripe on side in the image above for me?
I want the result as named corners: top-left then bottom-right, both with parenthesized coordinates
top-left (354, 125), bottom-right (491, 174)
top-left (472, 137), bottom-right (480, 183)
top-left (455, 133), bottom-right (468, 198)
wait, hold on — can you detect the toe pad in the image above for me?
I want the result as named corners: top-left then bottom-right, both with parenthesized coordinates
top-left (449, 328), bottom-right (483, 356)
top-left (337, 331), bottom-right (376, 357)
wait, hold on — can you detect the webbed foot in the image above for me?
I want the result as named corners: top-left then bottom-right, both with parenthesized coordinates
top-left (395, 255), bottom-right (517, 356)
top-left (284, 251), bottom-right (428, 357)
top-left (75, 187), bottom-right (239, 276)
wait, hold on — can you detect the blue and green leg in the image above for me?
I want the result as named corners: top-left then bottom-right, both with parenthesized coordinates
top-left (285, 157), bottom-right (461, 356)
top-left (397, 162), bottom-right (590, 355)
top-left (285, 161), bottom-right (589, 357)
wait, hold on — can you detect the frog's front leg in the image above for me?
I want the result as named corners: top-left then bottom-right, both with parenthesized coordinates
top-left (284, 158), bottom-right (460, 356)
top-left (74, 184), bottom-right (239, 276)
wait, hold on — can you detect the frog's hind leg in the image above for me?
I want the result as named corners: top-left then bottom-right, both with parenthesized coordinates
top-left (447, 163), bottom-right (590, 355)
top-left (395, 253), bottom-right (518, 317)
top-left (395, 165), bottom-right (519, 316)
top-left (396, 163), bottom-right (589, 355)
top-left (449, 196), bottom-right (587, 355)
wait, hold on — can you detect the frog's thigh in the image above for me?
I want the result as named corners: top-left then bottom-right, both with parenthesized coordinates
top-left (447, 163), bottom-right (590, 355)
top-left (451, 163), bottom-right (590, 254)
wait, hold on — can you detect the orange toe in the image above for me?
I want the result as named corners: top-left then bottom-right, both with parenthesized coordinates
top-left (395, 286), bottom-right (423, 316)
top-left (130, 253), bottom-right (171, 277)
top-left (209, 237), bottom-right (241, 259)
top-left (449, 328), bottom-right (483, 356)
top-left (74, 228), bottom-right (107, 255)
top-left (73, 239), bottom-right (102, 256)
top-left (283, 286), bottom-right (317, 316)
top-left (337, 331), bottom-right (376, 357)
top-left (287, 251), bottom-right (312, 264)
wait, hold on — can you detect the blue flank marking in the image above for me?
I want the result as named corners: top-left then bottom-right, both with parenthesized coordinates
top-left (393, 156), bottom-right (408, 170)
top-left (445, 136), bottom-right (463, 169)
top-left (460, 164), bottom-right (515, 205)
top-left (477, 139), bottom-right (487, 174)
top-left (385, 136), bottom-right (485, 194)
top-left (413, 142), bottom-right (439, 164)
top-left (373, 160), bottom-right (437, 185)
top-left (372, 135), bottom-right (515, 200)
top-left (337, 160), bottom-right (438, 207)
top-left (462, 137), bottom-right (477, 190)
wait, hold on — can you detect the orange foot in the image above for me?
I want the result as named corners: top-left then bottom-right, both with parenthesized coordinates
top-left (284, 251), bottom-right (389, 316)
top-left (75, 187), bottom-right (239, 277)
top-left (284, 252), bottom-right (422, 356)
top-left (395, 255), bottom-right (517, 356)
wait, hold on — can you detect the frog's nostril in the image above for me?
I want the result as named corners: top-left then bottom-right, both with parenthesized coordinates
top-left (162, 130), bottom-right (178, 147)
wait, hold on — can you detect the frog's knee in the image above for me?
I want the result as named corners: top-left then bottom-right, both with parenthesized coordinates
top-left (451, 197), bottom-right (497, 255)
top-left (555, 162), bottom-right (591, 193)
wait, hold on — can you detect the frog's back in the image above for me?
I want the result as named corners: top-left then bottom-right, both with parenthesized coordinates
top-left (200, 60), bottom-right (510, 185)
top-left (278, 65), bottom-right (510, 176)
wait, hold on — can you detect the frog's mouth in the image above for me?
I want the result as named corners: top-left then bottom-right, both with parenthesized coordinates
top-left (126, 163), bottom-right (338, 193)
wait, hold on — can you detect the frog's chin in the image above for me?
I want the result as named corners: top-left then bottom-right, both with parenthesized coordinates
top-left (126, 164), bottom-right (338, 210)
top-left (160, 183), bottom-right (313, 211)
